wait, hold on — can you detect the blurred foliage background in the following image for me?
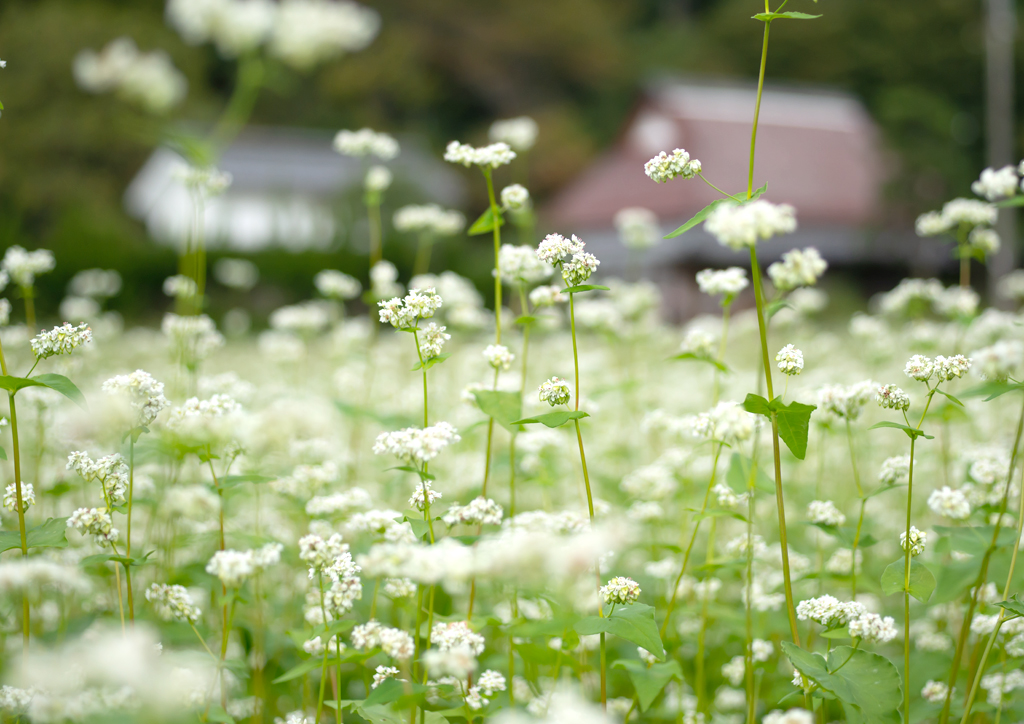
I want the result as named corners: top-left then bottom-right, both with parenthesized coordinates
top-left (0, 0), bottom-right (1011, 321)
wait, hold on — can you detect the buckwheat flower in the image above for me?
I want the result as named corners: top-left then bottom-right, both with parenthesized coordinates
top-left (0, 299), bottom-right (10, 327)
top-left (971, 340), bottom-right (1024, 380)
top-left (721, 656), bottom-right (745, 686)
top-left (266, 0), bottom-right (379, 69)
top-left (432, 621), bottom-right (486, 655)
top-left (901, 526), bottom-right (927, 556)
top-left (162, 313), bottom-right (225, 366)
top-left (879, 456), bottom-right (911, 486)
top-left (942, 198), bottom-right (997, 227)
top-left (973, 166), bottom-right (1019, 200)
top-left (638, 647), bottom-right (659, 665)
top-left (776, 344), bottom-right (804, 376)
top-left (529, 284), bottom-right (565, 307)
top-left (315, 269), bottom-right (361, 300)
top-left (763, 709), bottom-right (814, 724)
top-left (927, 486), bottom-right (971, 520)
top-left (921, 681), bottom-right (950, 704)
top-left (443, 497), bottom-right (503, 526)
top-left (378, 287), bottom-right (443, 328)
top-left (825, 548), bottom-right (863, 575)
top-left (795, 595), bottom-right (866, 629)
top-left (3, 482), bottom-right (33, 512)
top-left (444, 140), bottom-right (516, 169)
top-left (417, 323), bottom-right (450, 359)
top-left (680, 328), bottom-right (715, 357)
top-left (614, 207), bottom-right (661, 250)
top-left (538, 377), bottom-right (571, 406)
top-left (30, 322), bottom-right (92, 360)
top-left (501, 184), bottom-right (530, 211)
top-left (145, 583), bottom-right (201, 624)
top-left (483, 344), bottom-right (514, 371)
top-left (848, 612), bottom-right (898, 643)
top-left (876, 384), bottom-right (910, 411)
top-left (704, 200), bottom-right (797, 250)
top-left (274, 712), bottom-right (312, 724)
top-left (332, 128), bottom-right (399, 160)
top-left (536, 233), bottom-right (584, 264)
top-left (1, 246), bottom-right (53, 289)
top-left (696, 267), bottom-right (748, 298)
top-left (934, 354), bottom-right (972, 381)
top-left (969, 227), bottom-right (1000, 254)
top-left (370, 260), bottom-right (403, 299)
top-left (561, 251), bottom-right (600, 287)
top-left (102, 369), bottom-right (170, 428)
top-left (808, 500), bottom-right (845, 527)
top-left (477, 670), bottom-right (506, 698)
top-left (373, 422), bottom-right (460, 464)
top-left (0, 686), bottom-right (34, 715)
top-left (364, 165), bottom-right (392, 193)
top-left (489, 116), bottom-right (538, 151)
top-left (303, 635), bottom-right (345, 657)
top-left (372, 665), bottom-right (400, 689)
top-left (912, 213), bottom-right (945, 237)
top-left (694, 401), bottom-right (756, 444)
top-left (767, 247), bottom-right (828, 290)
top-left (394, 204), bottom-right (465, 236)
top-left (206, 549), bottom-right (256, 588)
top-left (600, 576), bottom-right (641, 605)
top-left (383, 578), bottom-right (416, 598)
top-left (997, 269), bottom-right (1024, 304)
top-left (1006, 634), bottom-right (1024, 657)
top-left (724, 533), bottom-right (766, 558)
top-left (904, 354), bottom-right (934, 382)
top-left (298, 533), bottom-right (348, 576)
top-left (67, 507), bottom-right (119, 544)
top-left (644, 148), bottom-right (701, 183)
top-left (408, 481), bottom-right (442, 511)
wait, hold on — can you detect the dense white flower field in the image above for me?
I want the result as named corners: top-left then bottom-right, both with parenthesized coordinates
top-left (4, 2), bottom-right (1024, 724)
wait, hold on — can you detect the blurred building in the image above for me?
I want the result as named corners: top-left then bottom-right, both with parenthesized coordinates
top-left (125, 127), bottom-right (466, 253)
top-left (544, 78), bottom-right (942, 319)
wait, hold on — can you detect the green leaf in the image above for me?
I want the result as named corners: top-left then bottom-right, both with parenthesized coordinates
top-left (725, 453), bottom-right (775, 495)
top-left (869, 421), bottom-right (933, 440)
top-left (410, 353), bottom-right (452, 371)
top-left (934, 525), bottom-right (1017, 556)
top-left (219, 474), bottom-right (276, 490)
top-left (516, 315), bottom-right (537, 326)
top-left (782, 642), bottom-right (902, 724)
top-left (573, 603), bottom-right (665, 660)
top-left (272, 657), bottom-right (324, 684)
top-left (31, 374), bottom-right (88, 409)
top-left (563, 284), bottom-right (610, 294)
top-left (996, 195), bottom-right (1024, 207)
top-left (363, 678), bottom-right (429, 707)
top-left (773, 400), bottom-right (816, 460)
top-left (206, 705), bottom-right (236, 724)
top-left (819, 627), bottom-right (852, 640)
top-left (961, 381), bottom-right (1024, 400)
top-left (880, 557), bottom-right (935, 602)
top-left (612, 659), bottom-right (683, 711)
top-left (0, 445), bottom-right (6, 460)
top-left (80, 552), bottom-right (150, 568)
top-left (334, 400), bottom-right (416, 429)
top-left (0, 517), bottom-right (69, 553)
top-left (400, 515), bottom-right (442, 542)
top-left (934, 389), bottom-right (964, 407)
top-left (468, 207), bottom-right (504, 235)
top-left (472, 390), bottom-right (523, 433)
top-left (768, 299), bottom-right (792, 319)
top-left (665, 183), bottom-right (766, 238)
top-left (0, 375), bottom-right (45, 394)
top-left (932, 559), bottom-right (981, 603)
top-left (386, 466), bottom-right (435, 481)
top-left (753, 11), bottom-right (822, 20)
top-left (997, 594), bottom-right (1024, 618)
top-left (671, 352), bottom-right (729, 373)
top-left (687, 508), bottom-right (747, 524)
top-left (512, 410), bottom-right (589, 428)
top-left (742, 393), bottom-right (772, 417)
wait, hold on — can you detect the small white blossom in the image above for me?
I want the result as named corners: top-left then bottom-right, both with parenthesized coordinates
top-left (644, 148), bottom-right (701, 183)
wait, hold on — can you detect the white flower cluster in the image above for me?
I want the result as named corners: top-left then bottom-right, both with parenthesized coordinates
top-left (444, 141), bottom-right (516, 169)
top-left (529, 285), bottom-right (565, 308)
top-left (763, 709), bottom-right (813, 724)
top-left (696, 267), bottom-right (748, 298)
top-left (901, 526), bottom-right (927, 556)
top-left (969, 228), bottom-right (1000, 255)
top-left (776, 344), bottom-right (804, 376)
top-left (443, 497), bottom-right (504, 527)
top-left (501, 184), bottom-right (530, 211)
top-left (30, 323), bottom-right (92, 360)
top-left (807, 500), bottom-right (845, 527)
top-left (614, 207), bottom-right (661, 250)
top-left (420, 323), bottom-right (451, 359)
top-left (767, 247), bottom-right (827, 290)
top-left (409, 481), bottom-right (442, 511)
top-left (466, 670), bottom-right (507, 710)
top-left (848, 612), bottom-right (898, 643)
top-left (351, 621), bottom-right (415, 660)
top-left (73, 37), bottom-right (187, 113)
top-left (372, 665), bottom-right (399, 689)
top-left (364, 166), bottom-right (392, 193)
top-left (303, 634), bottom-right (345, 658)
top-left (393, 205), bottom-right (466, 236)
top-left (916, 198), bottom-right (997, 236)
top-left (372, 422), bottom-right (461, 464)
top-left (206, 543), bottom-right (282, 588)
top-left (378, 288), bottom-right (443, 329)
top-left (299, 533), bottom-right (348, 576)
top-left (332, 128), bottom-right (399, 160)
top-left (970, 340), bottom-right (1024, 381)
top-left (498, 244), bottom-right (553, 285)
top-left (904, 354), bottom-right (972, 382)
top-left (432, 621), bottom-right (486, 655)
top-left (643, 148), bottom-right (701, 184)
top-left (704, 201), bottom-right (797, 250)
top-left (817, 380), bottom-right (877, 421)
top-left (162, 313), bottom-right (226, 366)
top-left (980, 670), bottom-right (1024, 708)
top-left (535, 233), bottom-right (600, 287)
top-left (538, 377), bottom-right (571, 407)
top-left (921, 680), bottom-right (950, 704)
top-left (145, 583), bottom-right (201, 624)
top-left (164, 275), bottom-right (198, 300)
top-left (102, 370), bottom-right (170, 428)
top-left (305, 488), bottom-right (372, 517)
top-left (600, 576), bottom-right (641, 605)
top-left (489, 116), bottom-right (538, 151)
top-left (483, 344), bottom-right (514, 371)
top-left (972, 165), bottom-right (1020, 200)
top-left (879, 456), bottom-right (911, 486)
top-left (795, 595), bottom-right (866, 629)
top-left (67, 507), bottom-right (118, 544)
top-left (67, 451), bottom-right (129, 507)
top-left (927, 486), bottom-right (971, 519)
top-left (2, 246), bottom-right (54, 288)
top-left (314, 269), bottom-right (362, 300)
top-left (3, 482), bottom-right (33, 513)
top-left (876, 384), bottom-right (910, 411)
top-left (693, 401), bottom-right (756, 445)
top-left (174, 164), bottom-right (233, 196)
top-left (370, 260), bottom-right (403, 300)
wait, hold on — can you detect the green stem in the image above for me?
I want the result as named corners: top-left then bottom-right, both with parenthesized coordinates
top-left (126, 436), bottom-right (135, 622)
top-left (211, 54), bottom-right (265, 152)
top-left (368, 199), bottom-right (383, 271)
top-left (846, 421), bottom-right (864, 598)
top-left (748, 19), bottom-right (771, 199)
top-left (7, 384), bottom-right (29, 651)
top-left (413, 234), bottom-right (433, 278)
top-left (902, 436), bottom-right (916, 724)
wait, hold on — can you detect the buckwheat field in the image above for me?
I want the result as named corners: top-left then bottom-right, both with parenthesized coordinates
top-left (2, 2), bottom-right (1024, 724)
